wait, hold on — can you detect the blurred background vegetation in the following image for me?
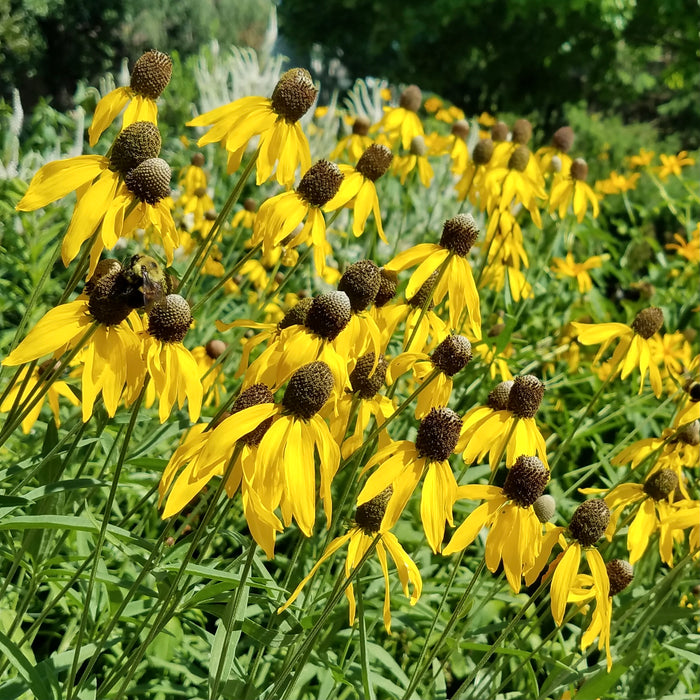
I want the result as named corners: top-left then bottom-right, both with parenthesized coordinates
top-left (0, 0), bottom-right (698, 148)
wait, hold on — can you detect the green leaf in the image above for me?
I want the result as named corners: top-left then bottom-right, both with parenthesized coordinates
top-left (0, 630), bottom-right (56, 700)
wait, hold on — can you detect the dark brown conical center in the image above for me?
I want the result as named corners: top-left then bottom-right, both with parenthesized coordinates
top-left (431, 335), bottom-right (472, 376)
top-left (399, 84), bottom-right (422, 112)
top-left (355, 486), bottom-right (393, 534)
top-left (491, 121), bottom-right (509, 142)
top-left (124, 157), bottom-right (171, 204)
top-left (472, 138), bottom-right (495, 165)
top-left (147, 294), bottom-right (192, 343)
top-left (282, 361), bottom-right (334, 419)
top-left (375, 268), bottom-right (398, 307)
top-left (606, 559), bottom-right (634, 596)
top-left (568, 499), bottom-right (610, 546)
top-left (356, 144), bottom-right (393, 182)
top-left (502, 456), bottom-right (550, 507)
top-left (109, 121), bottom-right (162, 174)
top-left (570, 158), bottom-right (589, 182)
top-left (352, 115), bottom-right (370, 136)
top-left (487, 380), bottom-right (513, 410)
top-left (84, 259), bottom-right (123, 296)
top-left (631, 307), bottom-right (664, 339)
top-left (270, 68), bottom-right (318, 123)
top-left (349, 353), bottom-right (388, 399)
top-left (415, 407), bottom-right (462, 462)
top-left (205, 339), bottom-right (226, 359)
top-left (675, 420), bottom-right (700, 446)
top-left (407, 271), bottom-right (438, 310)
top-left (533, 494), bottom-right (556, 523)
top-left (191, 153), bottom-right (205, 167)
top-left (277, 297), bottom-right (314, 331)
top-left (243, 197), bottom-right (257, 212)
top-left (230, 383), bottom-right (275, 446)
top-left (439, 213), bottom-right (480, 256)
top-left (451, 120), bottom-right (470, 140)
top-left (511, 119), bottom-right (532, 145)
top-left (643, 469), bottom-right (679, 501)
top-left (552, 126), bottom-right (574, 153)
top-left (304, 291), bottom-right (352, 340)
top-left (296, 160), bottom-right (344, 207)
top-left (686, 380), bottom-right (700, 402)
top-left (507, 375), bottom-right (545, 418)
top-left (508, 145), bottom-right (530, 172)
top-left (130, 49), bottom-right (173, 99)
top-left (338, 260), bottom-right (381, 312)
top-left (86, 262), bottom-right (133, 326)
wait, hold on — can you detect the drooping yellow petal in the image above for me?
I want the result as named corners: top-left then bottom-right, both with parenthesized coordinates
top-left (551, 542), bottom-right (581, 626)
top-left (88, 87), bottom-right (131, 146)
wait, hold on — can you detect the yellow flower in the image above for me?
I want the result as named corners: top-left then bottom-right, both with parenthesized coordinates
top-left (231, 198), bottom-right (258, 230)
top-left (191, 340), bottom-right (227, 407)
top-left (16, 122), bottom-right (177, 273)
top-left (376, 84), bottom-right (424, 149)
top-left (179, 153), bottom-right (207, 194)
top-left (188, 68), bottom-right (318, 187)
top-left (357, 408), bottom-right (462, 553)
top-left (392, 135), bottom-right (434, 188)
top-left (443, 456), bottom-right (550, 593)
top-left (572, 307), bottom-right (666, 398)
top-left (657, 151), bottom-right (695, 180)
top-left (549, 158), bottom-right (600, 222)
top-left (385, 214), bottom-right (482, 333)
top-left (0, 363), bottom-right (79, 433)
top-left (626, 148), bottom-right (655, 168)
top-left (140, 295), bottom-right (203, 423)
top-left (594, 171), bottom-right (640, 195)
top-left (455, 138), bottom-right (494, 207)
top-left (278, 487), bottom-right (421, 634)
top-left (251, 160), bottom-right (344, 275)
top-left (551, 253), bottom-right (607, 293)
top-left (535, 126), bottom-right (575, 178)
top-left (329, 115), bottom-right (374, 162)
top-left (457, 375), bottom-right (549, 470)
top-left (88, 50), bottom-right (172, 146)
top-left (324, 143), bottom-right (393, 243)
top-left (666, 224), bottom-right (700, 263)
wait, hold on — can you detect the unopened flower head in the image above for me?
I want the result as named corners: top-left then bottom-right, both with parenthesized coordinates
top-left (502, 455), bottom-right (549, 507)
top-left (409, 135), bottom-right (428, 157)
top-left (130, 50), bottom-right (173, 99)
top-left (533, 494), bottom-right (556, 523)
top-left (282, 361), bottom-right (334, 419)
top-left (415, 407), bottom-right (463, 461)
top-left (205, 339), bottom-right (226, 359)
top-left (338, 260), bottom-right (381, 312)
top-left (568, 499), bottom-right (610, 546)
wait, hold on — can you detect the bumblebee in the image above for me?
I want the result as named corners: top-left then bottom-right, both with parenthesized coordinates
top-left (121, 254), bottom-right (170, 312)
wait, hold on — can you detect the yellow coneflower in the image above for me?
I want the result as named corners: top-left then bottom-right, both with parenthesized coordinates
top-left (551, 253), bottom-right (607, 293)
top-left (324, 143), bottom-right (393, 243)
top-left (0, 362), bottom-right (79, 433)
top-left (231, 197), bottom-right (258, 230)
top-left (88, 49), bottom-right (172, 146)
top-left (458, 375), bottom-right (548, 471)
top-left (330, 115), bottom-right (374, 162)
top-left (376, 84), bottom-right (424, 150)
top-left (191, 339), bottom-right (227, 407)
top-left (444, 456), bottom-right (550, 593)
top-left (179, 152), bottom-right (207, 195)
top-left (357, 407), bottom-right (463, 553)
top-left (251, 160), bottom-right (344, 275)
top-left (549, 158), bottom-right (600, 222)
top-left (385, 214), bottom-right (482, 333)
top-left (455, 138), bottom-right (494, 207)
top-left (572, 306), bottom-right (666, 398)
top-left (535, 125), bottom-right (575, 178)
top-left (392, 135), bottom-right (434, 188)
top-left (279, 487), bottom-right (422, 634)
top-left (140, 294), bottom-right (203, 423)
top-left (388, 334), bottom-right (472, 418)
top-left (3, 260), bottom-right (145, 421)
top-left (188, 68), bottom-right (318, 187)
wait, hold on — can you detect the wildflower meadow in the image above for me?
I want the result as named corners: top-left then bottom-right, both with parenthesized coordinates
top-left (0, 16), bottom-right (698, 700)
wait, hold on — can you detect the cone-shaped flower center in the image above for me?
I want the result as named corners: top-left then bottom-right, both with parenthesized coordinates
top-left (511, 118), bottom-right (532, 145)
top-left (86, 261), bottom-right (133, 326)
top-left (278, 297), bottom-right (313, 330)
top-left (399, 84), bottom-right (422, 112)
top-left (148, 294), bottom-right (192, 343)
top-left (686, 380), bottom-right (700, 402)
top-left (431, 335), bottom-right (472, 376)
top-left (606, 559), bottom-right (634, 596)
top-left (451, 119), bottom-right (470, 140)
top-left (533, 494), bottom-right (556, 523)
top-left (282, 361), bottom-right (334, 419)
top-left (338, 260), bottom-right (381, 312)
top-left (487, 380), bottom-right (513, 410)
top-left (472, 138), bottom-right (495, 165)
top-left (125, 157), bottom-right (171, 204)
top-left (552, 126), bottom-right (574, 153)
top-left (355, 486), bottom-right (393, 534)
top-left (439, 213), bottom-right (480, 256)
top-left (270, 68), bottom-right (318, 123)
top-left (508, 145), bottom-right (530, 172)
top-left (631, 307), bottom-right (664, 339)
top-left (507, 375), bottom-right (545, 418)
top-left (243, 197), bottom-right (257, 212)
top-left (191, 153), bottom-right (205, 167)
top-left (502, 456), bottom-right (550, 507)
top-left (415, 407), bottom-right (462, 461)
top-left (568, 499), bottom-right (610, 546)
top-left (231, 383), bottom-right (275, 446)
top-left (296, 160), bottom-right (344, 207)
top-left (407, 271), bottom-right (437, 310)
top-left (492, 121), bottom-right (509, 142)
top-left (409, 135), bottom-right (427, 157)
top-left (205, 339), bottom-right (226, 359)
top-left (375, 268), bottom-right (398, 307)
top-left (356, 144), bottom-right (393, 182)
top-left (643, 468), bottom-right (678, 501)
top-left (349, 353), bottom-right (388, 399)
top-left (304, 291), bottom-right (352, 340)
top-left (130, 49), bottom-right (173, 99)
top-left (675, 419), bottom-right (700, 446)
top-left (352, 115), bottom-right (370, 136)
top-left (109, 121), bottom-right (162, 174)
top-left (570, 158), bottom-right (589, 182)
